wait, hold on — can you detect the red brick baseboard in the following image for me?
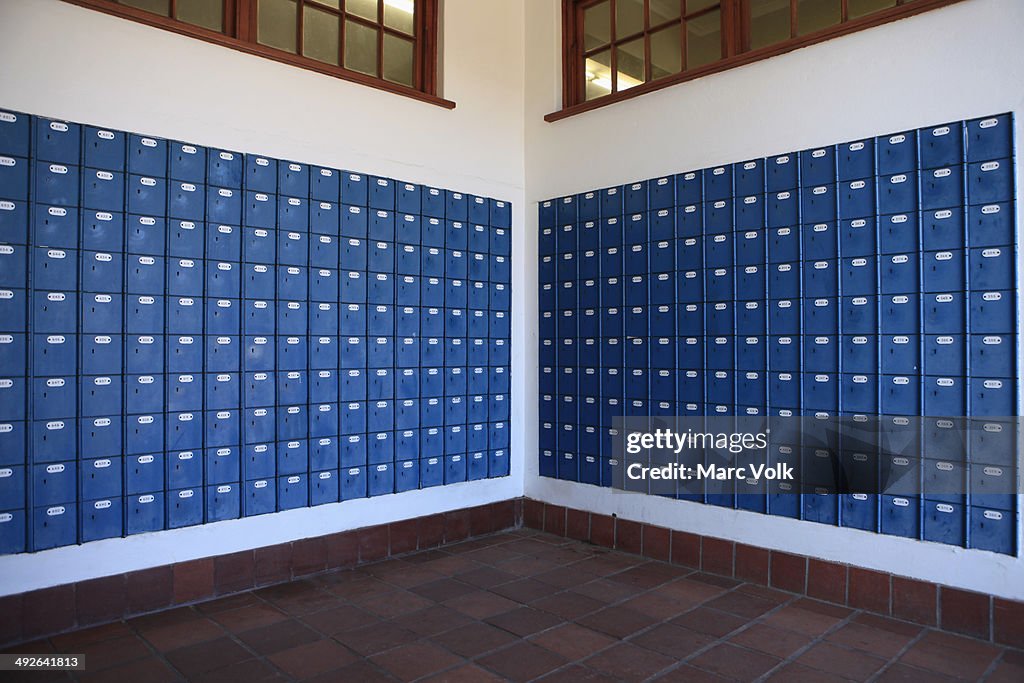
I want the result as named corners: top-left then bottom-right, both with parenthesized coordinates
top-left (0, 500), bottom-right (521, 648)
top-left (522, 499), bottom-right (1024, 651)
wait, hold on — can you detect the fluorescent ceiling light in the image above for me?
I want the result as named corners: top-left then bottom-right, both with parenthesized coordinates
top-left (586, 58), bottom-right (643, 92)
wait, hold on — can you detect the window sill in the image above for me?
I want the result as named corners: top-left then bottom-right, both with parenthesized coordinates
top-left (62, 0), bottom-right (456, 110)
top-left (547, 0), bottom-right (964, 123)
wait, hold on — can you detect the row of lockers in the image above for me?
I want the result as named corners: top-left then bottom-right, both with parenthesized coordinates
top-left (5, 335), bottom-right (512, 375)
top-left (539, 454), bottom-right (1014, 555)
top-left (540, 333), bottom-right (1015, 375)
top-left (4, 414), bottom-right (512, 468)
top-left (0, 111), bottom-right (512, 224)
top-left (539, 416), bottom-right (1016, 464)
top-left (540, 205), bottom-right (1013, 255)
top-left (3, 244), bottom-right (511, 281)
top-left (538, 372), bottom-right (1013, 418)
top-left (540, 250), bottom-right (1014, 302)
top-left (538, 115), bottom-right (1012, 220)
top-left (0, 450), bottom-right (511, 553)
top-left (543, 293), bottom-right (1015, 336)
top-left (5, 265), bottom-right (511, 306)
top-left (4, 399), bottom-right (512, 462)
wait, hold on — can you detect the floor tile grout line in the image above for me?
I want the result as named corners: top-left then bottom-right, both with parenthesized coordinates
top-left (863, 626), bottom-right (931, 683)
top-left (749, 605), bottom-right (863, 683)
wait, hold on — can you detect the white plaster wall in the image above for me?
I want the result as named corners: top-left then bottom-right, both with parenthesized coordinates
top-left (522, 0), bottom-right (1024, 600)
top-left (0, 0), bottom-right (527, 595)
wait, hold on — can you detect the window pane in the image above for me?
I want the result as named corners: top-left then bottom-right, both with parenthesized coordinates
top-left (583, 1), bottom-right (611, 51)
top-left (383, 33), bottom-right (415, 86)
top-left (258, 0), bottom-right (297, 53)
top-left (384, 0), bottom-right (416, 35)
top-left (345, 20), bottom-right (379, 76)
top-left (616, 0), bottom-right (645, 39)
top-left (348, 0), bottom-right (379, 22)
top-left (686, 8), bottom-right (720, 68)
top-left (617, 38), bottom-right (645, 90)
top-left (585, 50), bottom-right (613, 101)
top-left (119, 0), bottom-right (170, 15)
top-left (649, 0), bottom-right (681, 25)
top-left (750, 0), bottom-right (790, 50)
top-left (684, 0), bottom-right (718, 15)
top-left (177, 0), bottom-right (223, 31)
top-left (848, 0), bottom-right (898, 19)
top-left (303, 6), bottom-right (340, 65)
top-left (797, 0), bottom-right (841, 35)
top-left (650, 25), bottom-right (681, 79)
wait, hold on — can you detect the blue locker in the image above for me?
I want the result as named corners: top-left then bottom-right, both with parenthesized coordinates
top-left (310, 302), bottom-right (338, 335)
top-left (310, 470), bottom-right (339, 505)
top-left (803, 373), bottom-right (837, 411)
top-left (81, 169), bottom-right (125, 212)
top-left (841, 374), bottom-right (878, 414)
top-left (803, 185), bottom-right (837, 224)
top-left (920, 122), bottom-right (964, 169)
top-left (277, 300), bottom-right (306, 335)
top-left (311, 166), bottom-right (340, 202)
top-left (166, 258), bottom-right (204, 296)
top-left (245, 156), bottom-right (277, 193)
top-left (33, 333), bottom-right (77, 375)
top-left (341, 205), bottom-right (369, 240)
top-left (422, 247), bottom-right (444, 278)
top-left (209, 149), bottom-right (243, 188)
top-left (923, 250), bottom-right (964, 292)
top-left (310, 369), bottom-right (339, 403)
top-left (309, 403), bottom-right (337, 438)
top-left (33, 247), bottom-right (77, 290)
top-left (370, 241), bottom-right (395, 273)
top-left (278, 229), bottom-right (309, 266)
top-left (309, 268), bottom-right (339, 302)
top-left (206, 483), bottom-right (241, 522)
top-left (878, 294), bottom-right (917, 333)
top-left (30, 205), bottom-right (77, 249)
top-left (279, 162), bottom-right (310, 198)
top-left (969, 291), bottom-right (1013, 334)
top-left (970, 334), bottom-right (1014, 377)
top-left (707, 302), bottom-right (733, 335)
top-left (882, 334), bottom-right (920, 374)
top-left (924, 335), bottom-right (964, 376)
top-left (969, 506), bottom-right (1014, 555)
top-left (876, 130), bottom-right (917, 175)
top-left (167, 411), bottom-right (202, 451)
top-left (0, 110), bottom-right (30, 158)
top-left (804, 260), bottom-right (837, 297)
top-left (311, 201), bottom-right (339, 236)
top-left (168, 296), bottom-right (203, 333)
top-left (244, 371), bottom-right (275, 407)
top-left (842, 335), bottom-right (877, 374)
top-left (167, 373), bottom-right (203, 411)
top-left (127, 453), bottom-right (164, 494)
top-left (78, 414), bottom-right (121, 459)
top-left (341, 466), bottom-right (368, 499)
top-left (127, 255), bottom-right (164, 294)
top-left (244, 478), bottom-right (276, 516)
top-left (398, 244), bottom-right (420, 275)
top-left (80, 291), bottom-right (122, 333)
top-left (767, 153), bottom-right (798, 192)
top-left (32, 461), bottom-right (76, 505)
top-left (126, 135), bottom-right (167, 176)
top-left (967, 114), bottom-right (1012, 162)
top-left (167, 487), bottom-right (203, 528)
top-left (309, 436), bottom-right (339, 471)
top-left (207, 224), bottom-right (241, 262)
top-left (921, 166), bottom-right (964, 211)
top-left (969, 246), bottom-right (1013, 291)
top-left (924, 376), bottom-right (965, 416)
top-left (877, 172), bottom-right (918, 215)
top-left (80, 497), bottom-right (122, 542)
top-left (0, 420), bottom-right (26, 467)
top-left (880, 254), bottom-right (918, 295)
top-left (34, 161), bottom-right (80, 206)
top-left (206, 372), bottom-right (239, 410)
top-left (80, 375), bottom-right (120, 416)
top-left (278, 265), bottom-right (308, 300)
top-left (125, 215), bottom-right (163, 256)
top-left (127, 174), bottom-right (167, 216)
top-left (278, 474), bottom-right (308, 510)
top-left (878, 210), bottom-right (918, 254)
top-left (169, 141), bottom-right (205, 181)
top-left (244, 192), bottom-right (277, 229)
top-left (32, 504), bottom-right (76, 551)
top-left (967, 202), bottom-right (1012, 248)
top-left (0, 376), bottom-right (26, 421)
top-left (339, 433), bottom-right (365, 467)
top-left (167, 180), bottom-right (205, 220)
top-left (769, 372), bottom-right (799, 408)
top-left (881, 376), bottom-right (919, 416)
top-left (769, 262), bottom-right (799, 299)
top-left (838, 178), bottom-right (876, 223)
top-left (79, 456), bottom-right (121, 499)
top-left (0, 155), bottom-right (29, 202)
top-left (737, 335), bottom-right (766, 371)
top-left (368, 211), bottom-right (396, 243)
top-left (804, 336), bottom-right (838, 372)
top-left (921, 208), bottom-right (963, 252)
top-left (274, 335), bottom-right (305, 371)
top-left (242, 227), bottom-right (275, 263)
top-left (705, 233), bottom-right (732, 268)
top-left (310, 335), bottom-right (338, 369)
top-left (967, 159), bottom-right (1013, 205)
top-left (81, 210), bottom-right (125, 253)
top-left (800, 146), bottom-right (836, 186)
top-left (206, 409), bottom-right (241, 447)
top-left (703, 199), bottom-right (732, 234)
top-left (206, 334), bottom-right (240, 371)
top-left (803, 297), bottom-right (837, 334)
top-left (206, 445), bottom-right (240, 484)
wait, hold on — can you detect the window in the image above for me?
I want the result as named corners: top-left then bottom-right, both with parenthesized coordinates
top-left (556, 0), bottom-right (964, 119)
top-left (65, 0), bottom-right (449, 108)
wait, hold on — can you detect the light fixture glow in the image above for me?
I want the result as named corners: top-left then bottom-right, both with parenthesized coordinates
top-left (384, 0), bottom-right (415, 13)
top-left (585, 57), bottom-right (643, 92)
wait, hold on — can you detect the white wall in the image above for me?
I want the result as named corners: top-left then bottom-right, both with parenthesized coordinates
top-left (0, 0), bottom-right (527, 596)
top-left (523, 0), bottom-right (1024, 600)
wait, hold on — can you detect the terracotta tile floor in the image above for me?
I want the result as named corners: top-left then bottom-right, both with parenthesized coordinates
top-left (6, 529), bottom-right (1023, 682)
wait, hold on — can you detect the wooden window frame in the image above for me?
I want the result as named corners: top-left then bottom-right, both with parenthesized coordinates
top-left (552, 0), bottom-right (967, 122)
top-left (62, 0), bottom-right (453, 109)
